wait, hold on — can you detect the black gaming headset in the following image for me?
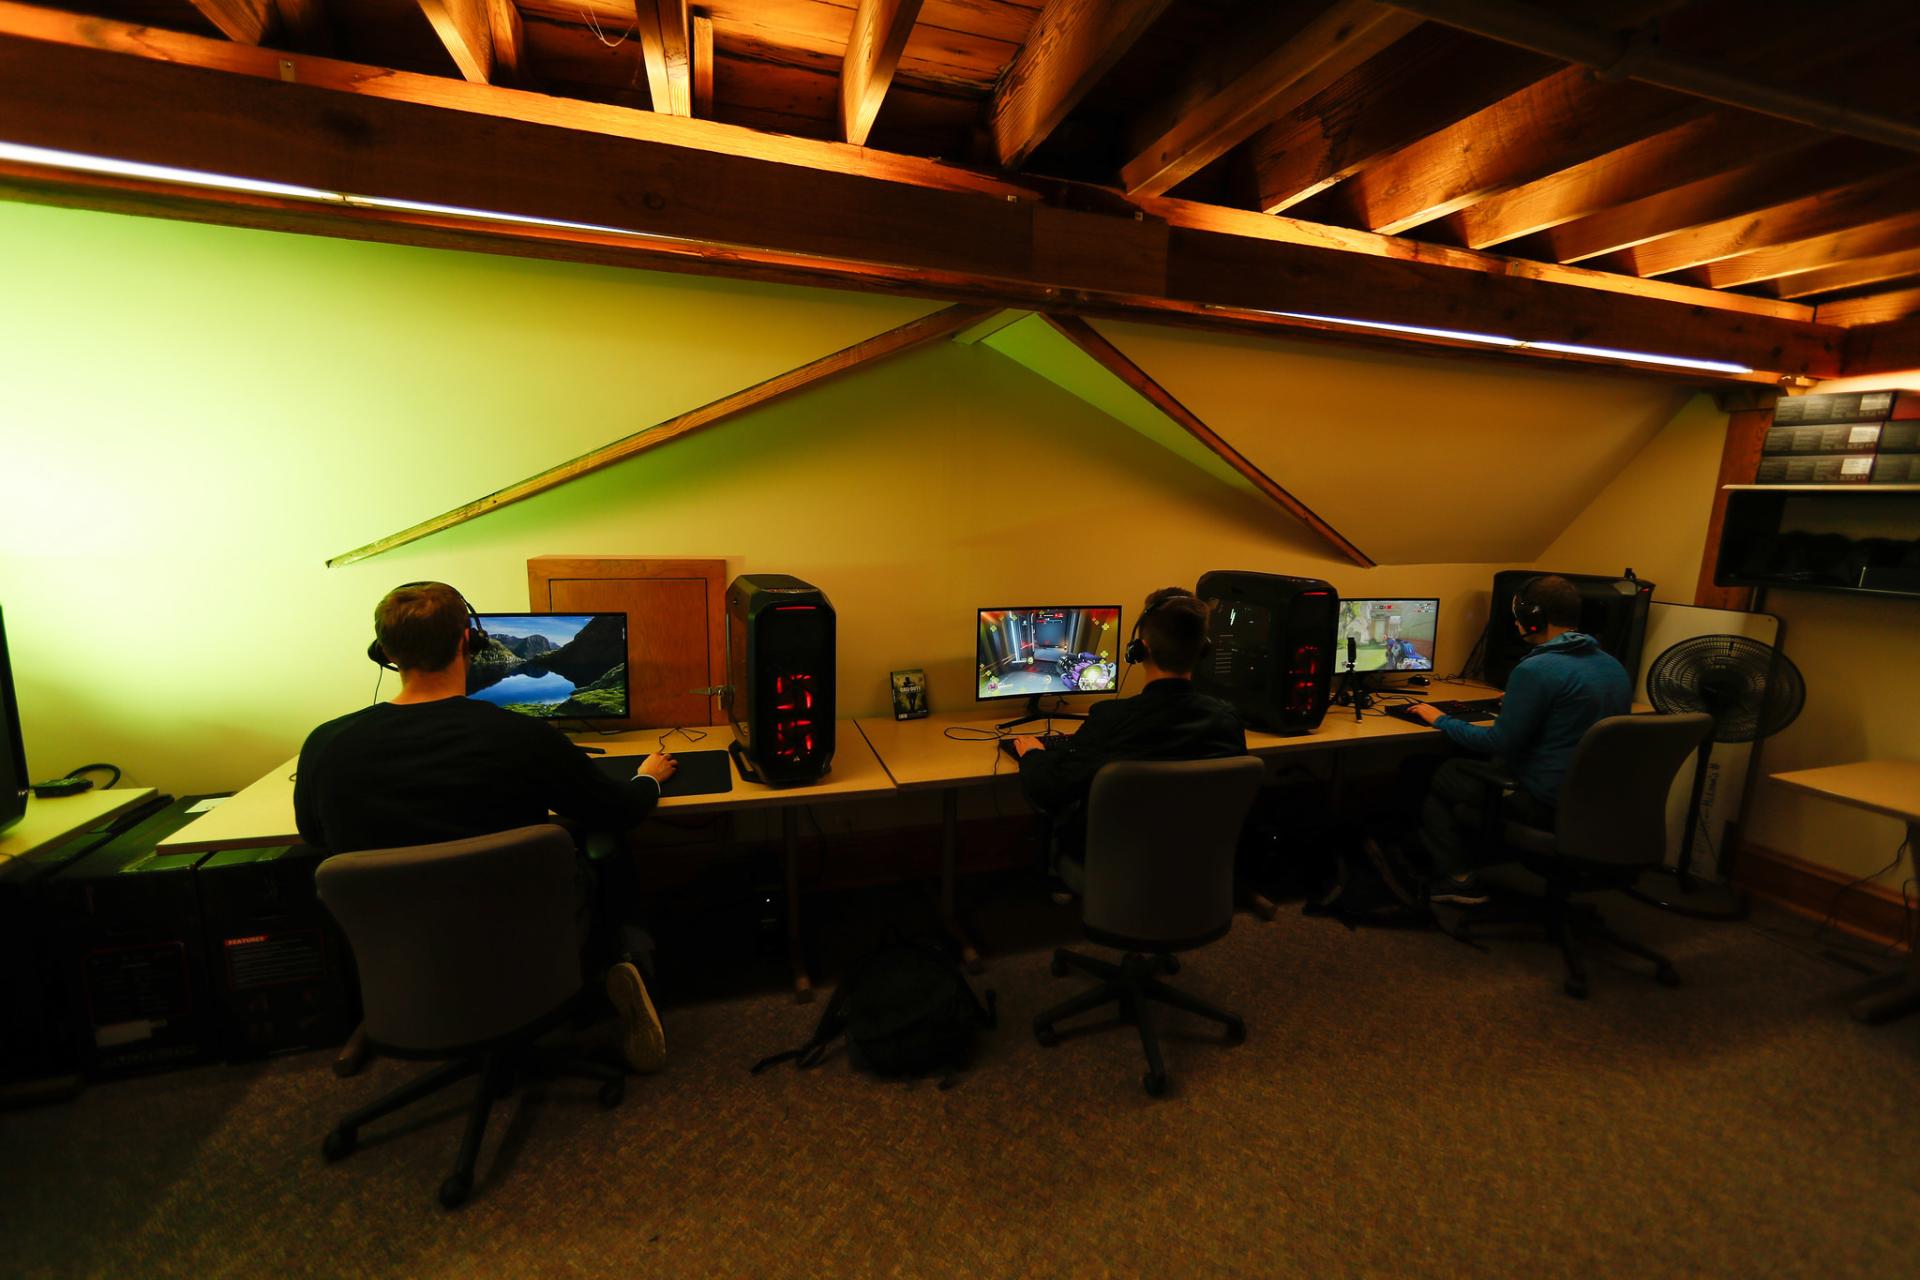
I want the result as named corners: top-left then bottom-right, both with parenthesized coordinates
top-left (1510, 576), bottom-right (1549, 638)
top-left (1125, 589), bottom-right (1214, 667)
top-left (366, 581), bottom-right (489, 671)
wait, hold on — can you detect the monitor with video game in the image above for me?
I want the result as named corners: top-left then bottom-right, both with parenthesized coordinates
top-left (466, 612), bottom-right (629, 720)
top-left (976, 605), bottom-right (1121, 727)
top-left (1336, 598), bottom-right (1438, 673)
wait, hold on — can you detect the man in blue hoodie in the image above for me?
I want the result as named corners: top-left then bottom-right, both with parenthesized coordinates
top-left (1405, 575), bottom-right (1631, 905)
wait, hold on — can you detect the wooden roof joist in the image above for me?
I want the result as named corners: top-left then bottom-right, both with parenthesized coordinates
top-left (0, 10), bottom-right (1844, 383)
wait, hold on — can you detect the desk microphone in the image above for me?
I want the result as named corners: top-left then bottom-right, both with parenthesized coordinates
top-left (1348, 636), bottom-right (1356, 667)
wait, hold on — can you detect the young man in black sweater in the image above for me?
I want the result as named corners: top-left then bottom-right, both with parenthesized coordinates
top-left (1012, 587), bottom-right (1247, 896)
top-left (295, 582), bottom-right (678, 1072)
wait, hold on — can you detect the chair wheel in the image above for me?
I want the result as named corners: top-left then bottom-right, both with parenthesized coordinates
top-left (1033, 1022), bottom-right (1059, 1048)
top-left (1049, 953), bottom-right (1070, 977)
top-left (321, 1126), bottom-right (356, 1162)
top-left (1564, 977), bottom-right (1589, 999)
top-left (1142, 1071), bottom-right (1168, 1098)
top-left (1655, 965), bottom-right (1681, 988)
top-left (438, 1173), bottom-right (472, 1210)
top-left (1158, 955), bottom-right (1180, 975)
top-left (1224, 1018), bottom-right (1246, 1046)
top-left (598, 1078), bottom-right (625, 1108)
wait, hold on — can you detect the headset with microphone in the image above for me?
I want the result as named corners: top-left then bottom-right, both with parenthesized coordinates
top-left (366, 581), bottom-right (490, 671)
top-left (1510, 575), bottom-right (1549, 639)
top-left (1125, 589), bottom-right (1214, 668)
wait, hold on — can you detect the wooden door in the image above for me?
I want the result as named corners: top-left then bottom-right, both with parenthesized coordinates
top-left (527, 557), bottom-right (728, 729)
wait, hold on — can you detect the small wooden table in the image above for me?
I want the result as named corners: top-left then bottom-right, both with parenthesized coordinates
top-left (1770, 760), bottom-right (1920, 1024)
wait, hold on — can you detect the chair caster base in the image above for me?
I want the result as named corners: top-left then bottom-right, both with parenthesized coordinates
top-left (438, 1172), bottom-right (472, 1210)
top-left (322, 1126), bottom-right (357, 1162)
top-left (1142, 1070), bottom-right (1168, 1098)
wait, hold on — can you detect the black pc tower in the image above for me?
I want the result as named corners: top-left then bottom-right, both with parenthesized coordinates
top-left (1193, 571), bottom-right (1339, 735)
top-left (1483, 570), bottom-right (1655, 688)
top-left (1, 607), bottom-right (27, 836)
top-left (725, 575), bottom-right (836, 787)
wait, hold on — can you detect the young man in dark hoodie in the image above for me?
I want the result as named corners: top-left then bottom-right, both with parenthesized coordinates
top-left (1404, 574), bottom-right (1631, 905)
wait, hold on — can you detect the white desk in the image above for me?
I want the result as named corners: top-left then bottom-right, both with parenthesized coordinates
top-left (1, 788), bottom-right (159, 868)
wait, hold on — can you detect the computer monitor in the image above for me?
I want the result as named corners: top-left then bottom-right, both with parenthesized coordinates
top-left (466, 612), bottom-right (629, 720)
top-left (976, 605), bottom-right (1122, 715)
top-left (0, 607), bottom-right (27, 834)
top-left (1336, 598), bottom-right (1438, 673)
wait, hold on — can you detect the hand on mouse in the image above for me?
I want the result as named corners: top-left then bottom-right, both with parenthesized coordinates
top-left (1408, 703), bottom-right (1444, 726)
top-left (638, 753), bottom-right (679, 783)
top-left (1012, 735), bottom-right (1046, 757)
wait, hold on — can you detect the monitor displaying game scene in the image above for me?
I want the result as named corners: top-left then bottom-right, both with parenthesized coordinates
top-left (976, 606), bottom-right (1121, 701)
top-left (1337, 598), bottom-right (1438, 673)
top-left (466, 613), bottom-right (629, 719)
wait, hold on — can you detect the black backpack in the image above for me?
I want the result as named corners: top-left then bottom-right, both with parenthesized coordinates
top-left (752, 939), bottom-right (997, 1084)
top-left (1304, 833), bottom-right (1433, 928)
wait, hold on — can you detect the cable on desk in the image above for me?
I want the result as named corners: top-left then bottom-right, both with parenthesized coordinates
top-left (656, 725), bottom-right (710, 752)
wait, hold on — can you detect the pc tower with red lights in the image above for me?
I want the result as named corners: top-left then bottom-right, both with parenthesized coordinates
top-left (724, 575), bottom-right (836, 786)
top-left (1193, 570), bottom-right (1338, 735)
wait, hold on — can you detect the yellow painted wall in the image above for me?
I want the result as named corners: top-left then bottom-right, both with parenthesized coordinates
top-left (2, 201), bottom-right (1555, 798)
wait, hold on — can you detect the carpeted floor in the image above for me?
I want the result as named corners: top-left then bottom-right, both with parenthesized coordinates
top-left (4, 880), bottom-right (1917, 1279)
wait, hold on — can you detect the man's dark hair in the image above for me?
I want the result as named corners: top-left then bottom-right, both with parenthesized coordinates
top-left (1139, 587), bottom-right (1209, 674)
top-left (373, 582), bottom-right (469, 672)
top-left (1522, 575), bottom-right (1584, 630)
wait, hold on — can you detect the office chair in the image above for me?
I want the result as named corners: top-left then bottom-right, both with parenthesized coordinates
top-left (314, 824), bottom-right (625, 1209)
top-left (1456, 713), bottom-right (1714, 999)
top-left (1034, 756), bottom-right (1266, 1097)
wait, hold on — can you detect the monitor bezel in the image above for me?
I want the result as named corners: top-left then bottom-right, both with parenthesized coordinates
top-left (974, 604), bottom-right (1125, 704)
top-left (1336, 597), bottom-right (1441, 676)
top-left (468, 611), bottom-right (631, 721)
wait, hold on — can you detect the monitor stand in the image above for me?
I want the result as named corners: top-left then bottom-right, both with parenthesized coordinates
top-left (996, 695), bottom-right (1088, 732)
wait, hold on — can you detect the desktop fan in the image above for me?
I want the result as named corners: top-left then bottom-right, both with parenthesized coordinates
top-left (1642, 633), bottom-right (1805, 904)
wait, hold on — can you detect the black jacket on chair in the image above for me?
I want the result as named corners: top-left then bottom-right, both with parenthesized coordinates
top-left (1018, 677), bottom-right (1248, 863)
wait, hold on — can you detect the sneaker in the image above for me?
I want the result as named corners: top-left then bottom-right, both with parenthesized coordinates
top-left (605, 961), bottom-right (665, 1074)
top-left (1429, 874), bottom-right (1490, 907)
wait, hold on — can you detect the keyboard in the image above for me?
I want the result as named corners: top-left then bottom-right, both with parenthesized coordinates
top-left (1386, 697), bottom-right (1501, 725)
top-left (997, 730), bottom-right (1066, 760)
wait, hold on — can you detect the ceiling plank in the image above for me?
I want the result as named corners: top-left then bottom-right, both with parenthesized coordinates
top-left (636, 0), bottom-right (692, 116)
top-left (1119, 0), bottom-right (1420, 198)
top-left (1816, 287), bottom-right (1920, 328)
top-left (1770, 248), bottom-right (1920, 301)
top-left (273, 0), bottom-right (330, 52)
top-left (1597, 169), bottom-right (1920, 280)
top-left (1444, 112), bottom-right (1798, 251)
top-left (487, 0), bottom-right (529, 86)
top-left (329, 303), bottom-right (993, 566)
top-left (840, 0), bottom-right (925, 146)
top-left (186, 0), bottom-right (275, 44)
top-left (417, 0), bottom-right (493, 83)
top-left (1042, 314), bottom-right (1374, 566)
top-left (1839, 314), bottom-right (1920, 377)
top-left (691, 9), bottom-right (712, 117)
top-left (1520, 137), bottom-right (1891, 265)
top-left (1249, 23), bottom-right (1555, 214)
top-left (0, 18), bottom-right (1839, 381)
top-left (1691, 212), bottom-right (1920, 290)
top-left (989, 0), bottom-right (1175, 171)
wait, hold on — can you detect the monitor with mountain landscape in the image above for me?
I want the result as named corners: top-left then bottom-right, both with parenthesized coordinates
top-left (466, 612), bottom-right (629, 721)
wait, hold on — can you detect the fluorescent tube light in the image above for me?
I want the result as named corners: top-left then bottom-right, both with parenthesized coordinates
top-left (343, 194), bottom-right (668, 240)
top-left (0, 141), bottom-right (345, 204)
top-left (1271, 311), bottom-right (1523, 348)
top-left (1524, 340), bottom-right (1752, 375)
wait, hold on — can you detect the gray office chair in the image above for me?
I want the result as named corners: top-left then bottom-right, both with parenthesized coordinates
top-left (1034, 756), bottom-right (1266, 1097)
top-left (1458, 713), bottom-right (1715, 999)
top-left (315, 824), bottom-right (623, 1209)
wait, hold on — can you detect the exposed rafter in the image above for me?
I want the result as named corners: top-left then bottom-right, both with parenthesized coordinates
top-left (691, 8), bottom-right (712, 118)
top-left (486, 0), bottom-right (528, 87)
top-left (1691, 212), bottom-right (1920, 290)
top-left (274, 0), bottom-right (329, 51)
top-left (186, 0), bottom-right (274, 44)
top-left (329, 303), bottom-right (995, 566)
top-left (840, 0), bottom-right (924, 147)
top-left (990, 0), bottom-right (1174, 171)
top-left (1840, 314), bottom-right (1920, 377)
top-left (1816, 287), bottom-right (1920, 328)
top-left (1770, 248), bottom-right (1920, 301)
top-left (636, 0), bottom-right (691, 116)
top-left (417, 0), bottom-right (493, 84)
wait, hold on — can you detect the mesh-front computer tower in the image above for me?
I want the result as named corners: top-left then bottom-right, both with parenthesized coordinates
top-left (1194, 571), bottom-right (1339, 735)
top-left (1482, 570), bottom-right (1655, 688)
top-left (725, 575), bottom-right (836, 786)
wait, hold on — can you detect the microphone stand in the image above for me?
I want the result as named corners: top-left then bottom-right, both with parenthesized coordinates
top-left (1338, 637), bottom-right (1372, 721)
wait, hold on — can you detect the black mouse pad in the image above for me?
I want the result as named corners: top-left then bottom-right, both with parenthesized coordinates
top-left (593, 749), bottom-right (734, 798)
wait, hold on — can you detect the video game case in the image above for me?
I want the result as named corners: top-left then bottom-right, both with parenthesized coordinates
top-left (1754, 454), bottom-right (1877, 484)
top-left (1871, 454), bottom-right (1920, 484)
top-left (1880, 421), bottom-right (1920, 453)
top-left (1763, 422), bottom-right (1886, 455)
top-left (1771, 390), bottom-right (1900, 426)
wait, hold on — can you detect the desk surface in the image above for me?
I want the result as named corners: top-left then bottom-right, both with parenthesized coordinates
top-left (1769, 761), bottom-right (1920, 824)
top-left (856, 680), bottom-right (1502, 790)
top-left (156, 721), bottom-right (894, 854)
top-left (0, 788), bottom-right (159, 864)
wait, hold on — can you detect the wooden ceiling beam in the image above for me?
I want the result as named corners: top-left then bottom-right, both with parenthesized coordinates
top-left (1690, 212), bottom-right (1920, 290)
top-left (1769, 248), bottom-right (1920, 301)
top-left (1596, 170), bottom-right (1920, 280)
top-left (1518, 137), bottom-right (1889, 265)
top-left (1444, 112), bottom-right (1797, 251)
top-left (0, 22), bottom-right (1841, 380)
top-left (840, 0), bottom-right (924, 147)
top-left (417, 0), bottom-right (493, 84)
top-left (486, 0), bottom-right (529, 87)
top-left (1119, 0), bottom-right (1419, 198)
top-left (990, 0), bottom-right (1175, 171)
top-left (636, 0), bottom-right (692, 116)
top-left (273, 0), bottom-right (330, 52)
top-left (691, 8), bottom-right (712, 118)
top-left (1042, 314), bottom-right (1373, 566)
top-left (1839, 314), bottom-right (1920, 377)
top-left (186, 0), bottom-right (275, 44)
top-left (1816, 287), bottom-right (1920, 328)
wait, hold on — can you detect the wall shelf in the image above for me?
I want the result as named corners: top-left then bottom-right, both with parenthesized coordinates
top-left (1714, 485), bottom-right (1920, 600)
